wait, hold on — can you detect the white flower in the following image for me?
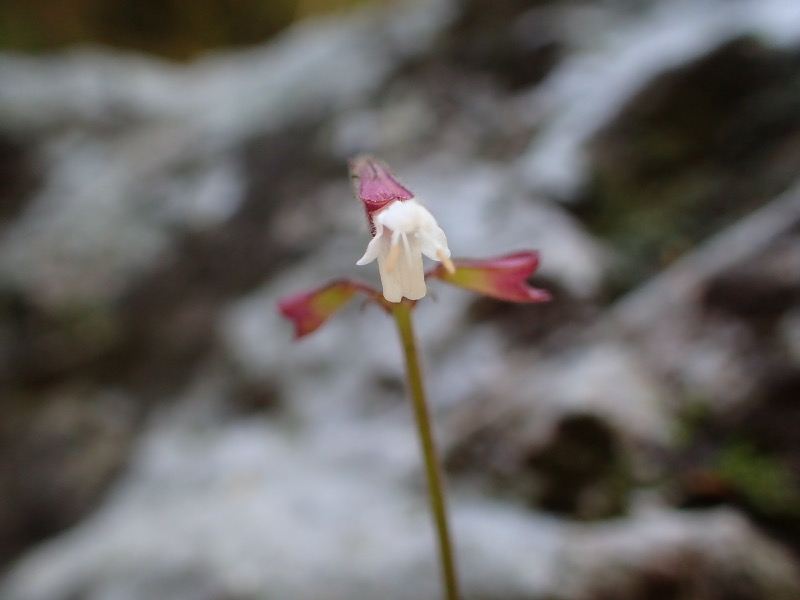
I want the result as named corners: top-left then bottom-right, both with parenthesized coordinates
top-left (357, 199), bottom-right (454, 302)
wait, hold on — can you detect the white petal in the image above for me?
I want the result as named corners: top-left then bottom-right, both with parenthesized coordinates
top-left (418, 226), bottom-right (450, 261)
top-left (377, 237), bottom-right (426, 302)
top-left (356, 229), bottom-right (384, 265)
top-left (377, 200), bottom-right (417, 232)
top-left (377, 199), bottom-right (438, 232)
top-left (364, 198), bottom-right (448, 300)
top-left (401, 232), bottom-right (413, 266)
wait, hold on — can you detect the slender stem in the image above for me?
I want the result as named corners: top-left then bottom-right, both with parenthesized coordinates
top-left (391, 301), bottom-right (460, 600)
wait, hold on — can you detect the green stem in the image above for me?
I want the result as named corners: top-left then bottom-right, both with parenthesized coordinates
top-left (391, 301), bottom-right (460, 600)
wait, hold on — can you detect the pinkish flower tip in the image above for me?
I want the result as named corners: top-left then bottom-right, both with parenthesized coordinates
top-left (349, 155), bottom-right (414, 219)
top-left (428, 250), bottom-right (551, 304)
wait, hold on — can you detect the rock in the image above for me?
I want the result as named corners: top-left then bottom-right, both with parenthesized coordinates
top-left (3, 392), bottom-right (797, 600)
top-left (443, 0), bottom-right (565, 91)
top-left (781, 309), bottom-right (800, 363)
top-left (603, 182), bottom-right (800, 556)
top-left (702, 231), bottom-right (800, 321)
top-left (0, 396), bottom-right (564, 600)
top-left (607, 181), bottom-right (800, 410)
top-left (515, 0), bottom-right (800, 200)
top-left (445, 342), bottom-right (671, 519)
top-left (584, 36), bottom-right (800, 291)
top-left (557, 506), bottom-right (800, 600)
top-left (0, 0), bottom-right (456, 570)
top-left (0, 133), bottom-right (37, 224)
top-left (0, 384), bottom-right (139, 567)
top-left (2, 0), bottom-right (800, 597)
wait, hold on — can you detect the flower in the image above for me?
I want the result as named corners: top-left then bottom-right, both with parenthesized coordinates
top-left (357, 198), bottom-right (454, 303)
top-left (427, 251), bottom-right (551, 303)
top-left (278, 158), bottom-right (551, 340)
top-left (277, 279), bottom-right (383, 338)
top-left (350, 156), bottom-right (454, 303)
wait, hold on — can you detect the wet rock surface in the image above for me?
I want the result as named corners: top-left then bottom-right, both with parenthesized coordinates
top-left (585, 35), bottom-right (800, 292)
top-left (1, 0), bottom-right (800, 598)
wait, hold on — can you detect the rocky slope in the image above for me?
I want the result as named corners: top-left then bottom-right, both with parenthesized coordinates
top-left (1, 0), bottom-right (800, 598)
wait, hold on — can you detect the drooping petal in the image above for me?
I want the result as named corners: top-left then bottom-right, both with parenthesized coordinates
top-left (428, 251), bottom-right (551, 303)
top-left (418, 226), bottom-right (450, 261)
top-left (375, 235), bottom-right (426, 302)
top-left (376, 199), bottom-right (451, 264)
top-left (277, 280), bottom-right (380, 338)
top-left (356, 229), bottom-right (384, 265)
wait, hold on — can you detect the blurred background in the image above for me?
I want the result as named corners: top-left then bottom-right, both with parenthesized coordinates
top-left (1, 0), bottom-right (800, 598)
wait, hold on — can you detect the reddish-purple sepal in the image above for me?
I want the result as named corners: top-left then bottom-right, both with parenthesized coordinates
top-left (349, 155), bottom-right (414, 229)
top-left (277, 279), bottom-right (392, 338)
top-left (427, 251), bottom-right (552, 303)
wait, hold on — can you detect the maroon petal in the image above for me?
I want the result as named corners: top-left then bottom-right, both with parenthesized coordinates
top-left (349, 155), bottom-right (414, 229)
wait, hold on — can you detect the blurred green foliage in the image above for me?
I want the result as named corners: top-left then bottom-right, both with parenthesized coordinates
top-left (0, 0), bottom-right (379, 60)
top-left (717, 441), bottom-right (800, 517)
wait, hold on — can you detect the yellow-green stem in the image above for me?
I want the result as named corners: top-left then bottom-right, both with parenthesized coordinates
top-left (391, 301), bottom-right (460, 600)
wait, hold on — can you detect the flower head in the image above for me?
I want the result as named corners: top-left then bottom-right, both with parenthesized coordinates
top-left (278, 158), bottom-right (551, 340)
top-left (351, 156), bottom-right (454, 303)
top-left (427, 251), bottom-right (551, 303)
top-left (356, 199), bottom-right (454, 303)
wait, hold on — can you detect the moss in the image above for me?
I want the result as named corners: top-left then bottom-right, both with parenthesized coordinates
top-left (716, 441), bottom-right (800, 517)
top-left (672, 397), bottom-right (714, 449)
